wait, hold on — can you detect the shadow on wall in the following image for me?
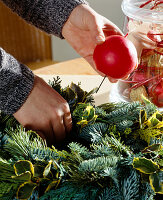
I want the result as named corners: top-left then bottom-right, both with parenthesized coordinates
top-left (51, 0), bottom-right (125, 62)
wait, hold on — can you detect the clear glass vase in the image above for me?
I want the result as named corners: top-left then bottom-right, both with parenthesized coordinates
top-left (112, 0), bottom-right (163, 108)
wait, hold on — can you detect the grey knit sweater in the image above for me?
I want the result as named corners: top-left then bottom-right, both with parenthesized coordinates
top-left (0, 0), bottom-right (87, 115)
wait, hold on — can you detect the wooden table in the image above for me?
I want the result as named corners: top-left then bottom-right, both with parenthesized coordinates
top-left (33, 58), bottom-right (98, 75)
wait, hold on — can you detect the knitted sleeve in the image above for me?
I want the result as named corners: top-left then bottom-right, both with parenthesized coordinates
top-left (1, 0), bottom-right (88, 38)
top-left (0, 0), bottom-right (88, 114)
top-left (0, 48), bottom-right (34, 114)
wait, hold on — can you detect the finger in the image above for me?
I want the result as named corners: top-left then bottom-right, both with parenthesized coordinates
top-left (103, 27), bottom-right (123, 37)
top-left (36, 130), bottom-right (46, 140)
top-left (103, 28), bottom-right (120, 36)
top-left (51, 116), bottom-right (66, 142)
top-left (89, 19), bottom-right (105, 44)
top-left (94, 24), bottom-right (123, 45)
top-left (63, 112), bottom-right (72, 133)
top-left (31, 125), bottom-right (55, 145)
top-left (94, 28), bottom-right (105, 44)
top-left (102, 20), bottom-right (124, 36)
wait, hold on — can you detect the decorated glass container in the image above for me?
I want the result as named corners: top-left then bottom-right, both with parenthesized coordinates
top-left (115, 0), bottom-right (163, 108)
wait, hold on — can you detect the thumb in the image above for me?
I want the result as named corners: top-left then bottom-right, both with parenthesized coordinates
top-left (96, 32), bottom-right (105, 44)
top-left (90, 21), bottom-right (105, 44)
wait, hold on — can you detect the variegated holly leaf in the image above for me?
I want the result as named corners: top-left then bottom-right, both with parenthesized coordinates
top-left (69, 82), bottom-right (85, 103)
top-left (43, 161), bottom-right (53, 179)
top-left (62, 87), bottom-right (76, 102)
top-left (16, 182), bottom-right (37, 200)
top-left (33, 164), bottom-right (45, 178)
top-left (150, 117), bottom-right (160, 127)
top-left (133, 157), bottom-right (159, 174)
top-left (12, 171), bottom-right (31, 181)
top-left (159, 159), bottom-right (163, 167)
top-left (142, 144), bottom-right (162, 153)
top-left (145, 111), bottom-right (163, 128)
top-left (149, 171), bottom-right (163, 194)
top-left (45, 179), bottom-right (61, 193)
top-left (14, 160), bottom-right (34, 176)
top-left (139, 110), bottom-right (147, 128)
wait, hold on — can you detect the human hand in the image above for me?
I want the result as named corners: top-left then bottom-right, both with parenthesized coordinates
top-left (62, 4), bottom-right (123, 83)
top-left (13, 75), bottom-right (72, 145)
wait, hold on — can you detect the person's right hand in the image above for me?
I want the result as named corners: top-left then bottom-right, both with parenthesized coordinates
top-left (13, 75), bottom-right (72, 145)
top-left (62, 4), bottom-right (123, 83)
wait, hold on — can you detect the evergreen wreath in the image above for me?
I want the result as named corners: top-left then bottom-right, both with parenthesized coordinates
top-left (0, 76), bottom-right (162, 200)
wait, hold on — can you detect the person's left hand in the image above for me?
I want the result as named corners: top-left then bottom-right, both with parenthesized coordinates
top-left (62, 4), bottom-right (123, 82)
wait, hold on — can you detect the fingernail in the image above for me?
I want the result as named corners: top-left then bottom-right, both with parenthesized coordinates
top-left (96, 35), bottom-right (105, 43)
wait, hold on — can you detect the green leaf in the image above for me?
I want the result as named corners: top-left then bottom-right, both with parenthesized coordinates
top-left (133, 157), bottom-right (159, 174)
top-left (16, 182), bottom-right (37, 200)
top-left (69, 82), bottom-right (85, 103)
top-left (142, 144), bottom-right (162, 154)
top-left (156, 113), bottom-right (162, 121)
top-left (84, 105), bottom-right (95, 120)
top-left (149, 171), bottom-right (163, 194)
top-left (63, 87), bottom-right (76, 101)
top-left (150, 117), bottom-right (160, 127)
top-left (139, 110), bottom-right (147, 128)
top-left (12, 171), bottom-right (31, 181)
top-left (34, 164), bottom-right (45, 178)
top-left (43, 161), bottom-right (53, 178)
top-left (45, 179), bottom-right (60, 193)
top-left (14, 160), bottom-right (34, 176)
top-left (159, 159), bottom-right (163, 167)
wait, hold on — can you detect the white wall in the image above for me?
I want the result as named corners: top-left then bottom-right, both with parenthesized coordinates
top-left (51, 0), bottom-right (125, 62)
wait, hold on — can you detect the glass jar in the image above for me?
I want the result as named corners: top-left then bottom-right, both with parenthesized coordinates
top-left (114, 0), bottom-right (163, 108)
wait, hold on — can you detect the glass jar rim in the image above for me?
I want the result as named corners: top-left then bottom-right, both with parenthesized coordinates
top-left (121, 0), bottom-right (163, 24)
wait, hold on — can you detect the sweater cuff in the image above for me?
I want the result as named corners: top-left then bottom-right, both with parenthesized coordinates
top-left (4, 65), bottom-right (34, 115)
top-left (0, 48), bottom-right (34, 115)
top-left (28, 0), bottom-right (88, 38)
top-left (51, 0), bottom-right (88, 38)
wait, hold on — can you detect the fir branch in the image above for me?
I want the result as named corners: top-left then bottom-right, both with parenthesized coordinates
top-left (79, 123), bottom-right (108, 143)
top-left (102, 135), bottom-right (132, 157)
top-left (95, 107), bottom-right (107, 118)
top-left (0, 182), bottom-right (18, 200)
top-left (120, 169), bottom-right (140, 200)
top-left (0, 158), bottom-right (15, 181)
top-left (40, 182), bottom-right (99, 200)
top-left (91, 143), bottom-right (116, 158)
top-left (105, 101), bottom-right (141, 124)
top-left (97, 102), bottom-right (130, 114)
top-left (48, 76), bottom-right (62, 95)
top-left (4, 127), bottom-right (59, 162)
top-left (98, 186), bottom-right (122, 200)
top-left (139, 183), bottom-right (154, 200)
top-left (68, 142), bottom-right (92, 160)
top-left (78, 156), bottom-right (118, 174)
top-left (116, 120), bottom-right (134, 131)
top-left (0, 132), bottom-right (9, 150)
top-left (0, 113), bottom-right (18, 132)
top-left (77, 156), bottom-right (118, 183)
